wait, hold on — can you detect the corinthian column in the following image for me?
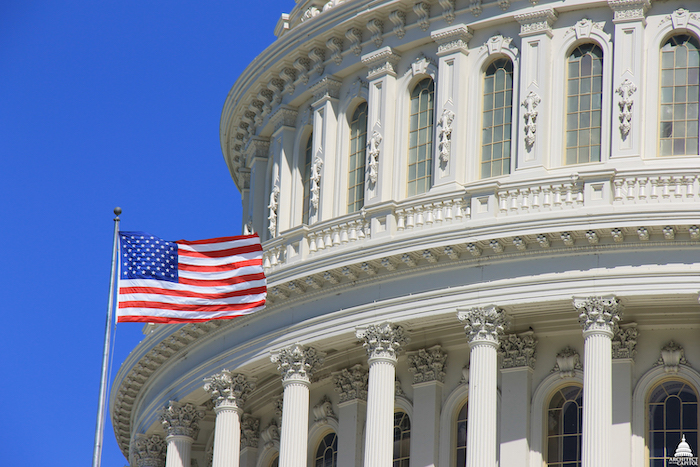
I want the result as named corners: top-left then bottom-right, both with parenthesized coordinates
top-left (356, 322), bottom-right (409, 467)
top-left (457, 306), bottom-right (509, 467)
top-left (574, 295), bottom-right (623, 467)
top-left (270, 343), bottom-right (325, 467)
top-left (161, 401), bottom-right (205, 467)
top-left (131, 434), bottom-right (166, 467)
top-left (203, 371), bottom-right (256, 467)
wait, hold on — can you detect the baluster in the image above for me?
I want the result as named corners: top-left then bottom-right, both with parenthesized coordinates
top-left (650, 178), bottom-right (660, 200)
top-left (396, 209), bottom-right (406, 231)
top-left (332, 226), bottom-right (341, 246)
top-left (340, 224), bottom-right (349, 244)
top-left (444, 200), bottom-right (454, 221)
top-left (435, 202), bottom-right (444, 222)
top-left (638, 178), bottom-right (648, 201)
top-left (531, 188), bottom-right (541, 210)
top-left (553, 185), bottom-right (563, 207)
top-left (626, 178), bottom-right (636, 202)
top-left (674, 176), bottom-right (683, 199)
top-left (661, 178), bottom-right (671, 199)
top-left (348, 221), bottom-right (358, 242)
top-left (613, 179), bottom-right (624, 202)
top-left (521, 189), bottom-right (530, 211)
top-left (498, 192), bottom-right (508, 213)
top-left (425, 204), bottom-right (435, 224)
top-left (509, 190), bottom-right (518, 212)
top-left (415, 207), bottom-right (425, 226)
top-left (543, 187), bottom-right (552, 208)
top-left (308, 233), bottom-right (317, 252)
top-left (406, 208), bottom-right (415, 228)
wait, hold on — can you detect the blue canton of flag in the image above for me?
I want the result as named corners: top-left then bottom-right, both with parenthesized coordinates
top-left (120, 233), bottom-right (179, 282)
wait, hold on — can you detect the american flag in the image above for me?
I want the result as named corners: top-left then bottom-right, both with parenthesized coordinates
top-left (117, 232), bottom-right (266, 323)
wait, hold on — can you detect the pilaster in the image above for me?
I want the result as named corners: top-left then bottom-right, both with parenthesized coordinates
top-left (361, 47), bottom-right (401, 207)
top-left (611, 325), bottom-right (637, 467)
top-left (498, 331), bottom-right (537, 467)
top-left (246, 136), bottom-right (271, 238)
top-left (268, 106), bottom-right (298, 233)
top-left (356, 323), bottom-right (409, 467)
top-left (407, 345), bottom-right (447, 467)
top-left (161, 401), bottom-right (205, 467)
top-left (204, 371), bottom-right (256, 467)
top-left (573, 295), bottom-right (623, 467)
top-left (239, 414), bottom-right (260, 467)
top-left (457, 306), bottom-right (508, 467)
top-left (431, 25), bottom-right (472, 188)
top-left (514, 9), bottom-right (557, 170)
top-left (334, 364), bottom-right (368, 467)
top-left (270, 344), bottom-right (325, 467)
top-left (131, 434), bottom-right (166, 467)
top-left (608, 0), bottom-right (650, 158)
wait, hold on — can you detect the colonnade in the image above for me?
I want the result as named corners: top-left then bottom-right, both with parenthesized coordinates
top-left (130, 295), bottom-right (623, 467)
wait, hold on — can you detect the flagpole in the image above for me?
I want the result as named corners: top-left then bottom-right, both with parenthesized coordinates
top-left (92, 207), bottom-right (121, 467)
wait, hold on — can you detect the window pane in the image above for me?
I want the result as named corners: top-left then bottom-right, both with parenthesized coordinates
top-left (481, 59), bottom-right (513, 178)
top-left (566, 44), bottom-right (603, 165)
top-left (407, 79), bottom-right (434, 195)
top-left (547, 386), bottom-right (583, 467)
top-left (347, 102), bottom-right (367, 213)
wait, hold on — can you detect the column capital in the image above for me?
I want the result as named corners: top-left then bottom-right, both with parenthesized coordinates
top-left (203, 370), bottom-right (256, 409)
top-left (361, 47), bottom-right (401, 80)
top-left (356, 322), bottom-right (409, 362)
top-left (131, 434), bottom-right (166, 467)
top-left (241, 413), bottom-right (260, 449)
top-left (457, 305), bottom-right (509, 345)
top-left (310, 75), bottom-right (343, 105)
top-left (333, 363), bottom-right (368, 403)
top-left (608, 0), bottom-right (650, 23)
top-left (270, 343), bottom-right (325, 383)
top-left (269, 105), bottom-right (298, 134)
top-left (160, 401), bottom-right (205, 440)
top-left (407, 345), bottom-right (447, 384)
top-left (573, 295), bottom-right (623, 337)
top-left (431, 24), bottom-right (473, 56)
top-left (499, 331), bottom-right (537, 369)
top-left (514, 8), bottom-right (558, 37)
top-left (612, 324), bottom-right (638, 360)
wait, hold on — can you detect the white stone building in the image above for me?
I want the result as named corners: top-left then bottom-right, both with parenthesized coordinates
top-left (111, 1), bottom-right (700, 466)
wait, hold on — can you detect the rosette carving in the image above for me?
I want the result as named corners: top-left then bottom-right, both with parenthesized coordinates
top-left (458, 306), bottom-right (509, 344)
top-left (161, 401), bottom-right (205, 439)
top-left (270, 343), bottom-right (325, 382)
top-left (203, 370), bottom-right (256, 408)
top-left (356, 322), bottom-right (409, 361)
top-left (407, 345), bottom-right (447, 383)
top-left (573, 295), bottom-right (622, 336)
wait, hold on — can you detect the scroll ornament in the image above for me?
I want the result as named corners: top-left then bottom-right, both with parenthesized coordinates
top-left (438, 109), bottom-right (455, 164)
top-left (310, 155), bottom-right (323, 211)
top-left (367, 130), bottom-right (382, 185)
top-left (522, 91), bottom-right (541, 148)
top-left (616, 79), bottom-right (637, 138)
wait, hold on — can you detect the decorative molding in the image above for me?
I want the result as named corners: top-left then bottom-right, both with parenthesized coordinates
top-left (608, 0), bottom-right (650, 22)
top-left (301, 6), bottom-right (320, 22)
top-left (367, 18), bottom-right (384, 48)
top-left (310, 153), bottom-right (323, 211)
top-left (410, 53), bottom-right (437, 77)
top-left (267, 176), bottom-right (280, 238)
top-left (395, 378), bottom-right (407, 398)
top-left (240, 414), bottom-right (260, 449)
top-left (132, 434), bottom-right (166, 467)
top-left (413, 2), bottom-right (431, 31)
top-left (346, 28), bottom-right (363, 55)
top-left (270, 343), bottom-right (325, 382)
top-left (279, 67), bottom-right (297, 95)
top-left (438, 109), bottom-right (455, 165)
top-left (498, 0), bottom-right (510, 11)
top-left (616, 79), bottom-right (637, 139)
top-left (470, 0), bottom-right (482, 17)
top-left (333, 364), bottom-right (369, 403)
top-left (389, 10), bottom-right (406, 39)
top-left (566, 18), bottom-right (605, 39)
top-left (499, 331), bottom-right (537, 369)
top-left (203, 370), bottom-right (256, 409)
top-left (407, 345), bottom-right (448, 384)
top-left (310, 76), bottom-right (343, 103)
top-left (356, 322), bottom-right (409, 361)
top-left (656, 341), bottom-right (689, 373)
top-left (484, 35), bottom-right (515, 56)
top-left (361, 47), bottom-right (401, 80)
top-left (260, 420), bottom-right (280, 448)
top-left (612, 324), bottom-right (638, 360)
top-left (438, 0), bottom-right (455, 24)
top-left (273, 394), bottom-right (284, 418)
top-left (663, 8), bottom-right (700, 30)
top-left (573, 295), bottom-right (623, 336)
top-left (457, 305), bottom-right (509, 344)
top-left (368, 130), bottom-right (382, 185)
top-left (308, 47), bottom-right (326, 76)
top-left (552, 346), bottom-right (582, 378)
top-left (514, 9), bottom-right (558, 37)
top-left (312, 395), bottom-right (337, 422)
top-left (326, 37), bottom-right (344, 65)
top-left (431, 24), bottom-right (473, 56)
top-left (345, 76), bottom-right (368, 100)
top-left (161, 401), bottom-right (205, 439)
top-left (293, 57), bottom-right (311, 85)
top-left (522, 91), bottom-right (541, 148)
top-left (269, 106), bottom-right (298, 134)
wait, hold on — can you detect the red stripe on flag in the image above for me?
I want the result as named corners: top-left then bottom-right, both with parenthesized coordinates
top-left (118, 299), bottom-right (266, 312)
top-left (177, 243), bottom-right (262, 258)
top-left (177, 258), bottom-right (262, 272)
top-left (176, 234), bottom-right (260, 245)
top-left (119, 286), bottom-right (267, 299)
top-left (117, 313), bottom-right (257, 323)
top-left (178, 272), bottom-right (266, 287)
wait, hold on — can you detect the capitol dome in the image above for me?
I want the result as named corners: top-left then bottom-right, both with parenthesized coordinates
top-left (111, 1), bottom-right (700, 467)
top-left (675, 435), bottom-right (695, 457)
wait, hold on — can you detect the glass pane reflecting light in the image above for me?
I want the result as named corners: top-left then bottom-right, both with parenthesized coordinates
top-left (407, 78), bottom-right (434, 196)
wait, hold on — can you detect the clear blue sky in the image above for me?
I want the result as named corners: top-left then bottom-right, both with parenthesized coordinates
top-left (0, 1), bottom-right (291, 465)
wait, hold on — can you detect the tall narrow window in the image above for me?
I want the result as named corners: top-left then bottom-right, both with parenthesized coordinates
top-left (393, 411), bottom-right (411, 467)
top-left (660, 35), bottom-right (700, 156)
top-left (455, 401), bottom-right (468, 467)
top-left (482, 59), bottom-right (513, 178)
top-left (648, 380), bottom-right (698, 466)
top-left (302, 133), bottom-right (313, 224)
top-left (566, 44), bottom-right (603, 165)
top-left (547, 385), bottom-right (583, 467)
top-left (314, 432), bottom-right (339, 467)
top-left (348, 102), bottom-right (368, 213)
top-left (408, 78), bottom-right (434, 197)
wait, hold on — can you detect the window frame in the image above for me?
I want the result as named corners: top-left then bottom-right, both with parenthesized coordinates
top-left (480, 57), bottom-right (516, 179)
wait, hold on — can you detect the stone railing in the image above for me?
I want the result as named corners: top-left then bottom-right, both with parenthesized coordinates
top-left (307, 214), bottom-right (370, 253)
top-left (496, 176), bottom-right (584, 216)
top-left (395, 196), bottom-right (470, 230)
top-left (612, 173), bottom-right (698, 205)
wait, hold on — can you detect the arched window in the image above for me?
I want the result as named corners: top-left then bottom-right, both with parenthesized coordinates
top-left (546, 385), bottom-right (583, 467)
top-left (393, 411), bottom-right (411, 467)
top-left (314, 432), bottom-right (338, 467)
top-left (302, 133), bottom-right (313, 224)
top-left (269, 454), bottom-right (279, 467)
top-left (659, 35), bottom-right (700, 156)
top-left (482, 58), bottom-right (513, 178)
top-left (455, 400), bottom-right (468, 467)
top-left (408, 78), bottom-right (434, 197)
top-left (566, 44), bottom-right (603, 165)
top-left (648, 380), bottom-right (698, 465)
top-left (348, 102), bottom-right (368, 213)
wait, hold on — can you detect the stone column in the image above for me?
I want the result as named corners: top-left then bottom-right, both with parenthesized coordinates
top-left (131, 434), bottom-right (167, 467)
top-left (333, 364), bottom-right (369, 467)
top-left (356, 323), bottom-right (409, 467)
top-left (270, 343), bottom-right (325, 467)
top-left (161, 401), bottom-right (205, 467)
top-left (573, 295), bottom-right (623, 467)
top-left (457, 305), bottom-right (509, 467)
top-left (407, 345), bottom-right (447, 467)
top-left (498, 331), bottom-right (537, 467)
top-left (239, 414), bottom-right (261, 467)
top-left (203, 371), bottom-right (256, 467)
top-left (611, 325), bottom-right (637, 467)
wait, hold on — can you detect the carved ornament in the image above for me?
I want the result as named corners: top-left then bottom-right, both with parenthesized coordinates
top-left (499, 331), bottom-right (537, 369)
top-left (267, 177), bottom-right (280, 238)
top-left (438, 109), bottom-right (455, 165)
top-left (457, 305), bottom-right (509, 344)
top-left (260, 420), bottom-right (280, 448)
top-left (522, 91), bottom-right (541, 148)
top-left (367, 18), bottom-right (384, 47)
top-left (333, 364), bottom-right (368, 403)
top-left (203, 370), bottom-right (256, 409)
top-left (656, 341), bottom-right (689, 373)
top-left (573, 295), bottom-right (623, 336)
top-left (312, 395), bottom-right (337, 423)
top-left (607, 0), bottom-right (650, 22)
top-left (413, 2), bottom-right (431, 31)
top-left (407, 345), bottom-right (448, 384)
top-left (514, 9), bottom-right (558, 37)
top-left (356, 322), bottom-right (409, 361)
top-left (368, 130), bottom-right (382, 185)
top-left (161, 401), bottom-right (205, 439)
top-left (240, 414), bottom-right (260, 449)
top-left (389, 10), bottom-right (406, 39)
top-left (131, 434), bottom-right (166, 467)
top-left (612, 325), bottom-right (638, 360)
top-left (361, 47), bottom-right (401, 80)
top-left (431, 25), bottom-right (473, 56)
top-left (310, 76), bottom-right (342, 103)
top-left (616, 79), bottom-right (637, 138)
top-left (552, 346), bottom-right (582, 378)
top-left (346, 28), bottom-right (363, 55)
top-left (310, 153), bottom-right (323, 211)
top-left (271, 343), bottom-right (325, 382)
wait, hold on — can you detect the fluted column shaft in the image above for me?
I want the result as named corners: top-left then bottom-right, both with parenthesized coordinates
top-left (165, 435), bottom-right (193, 467)
top-left (212, 402), bottom-right (243, 467)
top-left (364, 356), bottom-right (397, 466)
top-left (279, 378), bottom-right (311, 467)
top-left (466, 340), bottom-right (499, 467)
